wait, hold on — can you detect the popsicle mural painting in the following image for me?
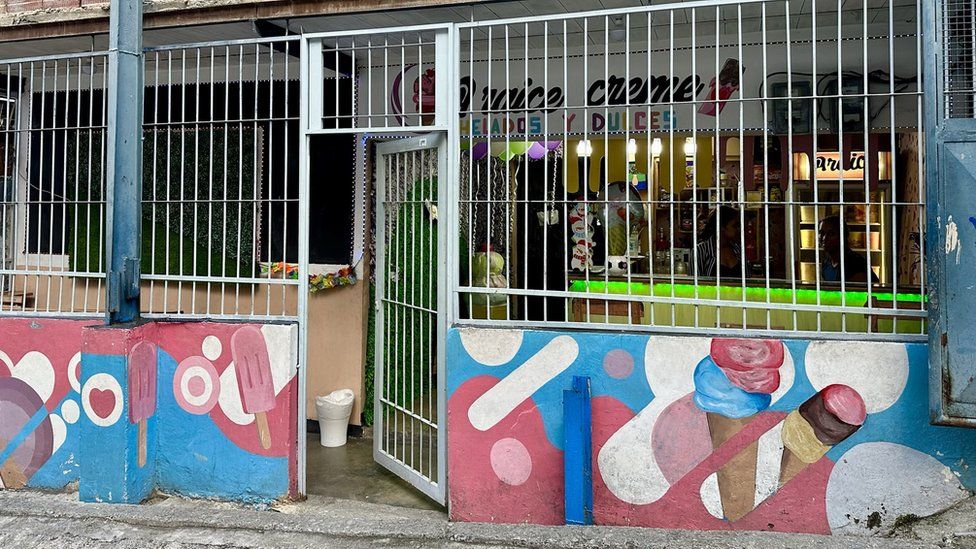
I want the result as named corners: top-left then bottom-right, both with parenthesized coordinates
top-left (448, 329), bottom-right (976, 535)
top-left (230, 326), bottom-right (276, 450)
top-left (0, 318), bottom-right (298, 502)
top-left (128, 341), bottom-right (157, 468)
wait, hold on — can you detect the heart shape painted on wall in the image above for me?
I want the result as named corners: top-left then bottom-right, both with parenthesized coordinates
top-left (89, 388), bottom-right (116, 420)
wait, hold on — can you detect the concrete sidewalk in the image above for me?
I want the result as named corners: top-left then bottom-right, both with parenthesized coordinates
top-left (0, 490), bottom-right (969, 548)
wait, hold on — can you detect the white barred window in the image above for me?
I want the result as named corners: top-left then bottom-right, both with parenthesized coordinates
top-left (456, 0), bottom-right (926, 340)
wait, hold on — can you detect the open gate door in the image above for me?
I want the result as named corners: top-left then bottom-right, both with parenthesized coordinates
top-left (374, 134), bottom-right (447, 503)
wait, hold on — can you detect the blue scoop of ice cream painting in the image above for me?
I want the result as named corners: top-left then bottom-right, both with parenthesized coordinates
top-left (693, 338), bottom-right (784, 418)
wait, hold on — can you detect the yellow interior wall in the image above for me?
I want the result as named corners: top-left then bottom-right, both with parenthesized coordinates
top-left (566, 137), bottom-right (714, 195)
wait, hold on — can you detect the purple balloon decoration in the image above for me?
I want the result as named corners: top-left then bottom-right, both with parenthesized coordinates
top-left (527, 142), bottom-right (548, 160)
top-left (471, 141), bottom-right (489, 160)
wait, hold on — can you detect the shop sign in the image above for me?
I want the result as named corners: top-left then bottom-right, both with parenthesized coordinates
top-left (815, 151), bottom-right (865, 180)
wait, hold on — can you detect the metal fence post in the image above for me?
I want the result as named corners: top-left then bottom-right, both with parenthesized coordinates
top-left (104, 0), bottom-right (144, 324)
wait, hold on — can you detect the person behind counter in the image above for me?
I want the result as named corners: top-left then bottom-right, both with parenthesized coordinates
top-left (818, 214), bottom-right (878, 283)
top-left (696, 205), bottom-right (742, 278)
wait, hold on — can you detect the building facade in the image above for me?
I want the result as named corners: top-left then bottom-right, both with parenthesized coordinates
top-left (1, 0), bottom-right (975, 537)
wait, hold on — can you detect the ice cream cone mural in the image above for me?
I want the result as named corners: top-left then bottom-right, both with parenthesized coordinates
top-left (231, 326), bottom-right (276, 450)
top-left (693, 338), bottom-right (784, 521)
top-left (780, 384), bottom-right (866, 487)
top-left (127, 341), bottom-right (157, 468)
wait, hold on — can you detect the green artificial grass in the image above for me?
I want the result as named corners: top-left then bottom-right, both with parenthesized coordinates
top-left (66, 127), bottom-right (258, 277)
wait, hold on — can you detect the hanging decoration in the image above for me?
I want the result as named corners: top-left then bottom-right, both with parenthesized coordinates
top-left (260, 258), bottom-right (360, 294)
top-left (462, 140), bottom-right (561, 161)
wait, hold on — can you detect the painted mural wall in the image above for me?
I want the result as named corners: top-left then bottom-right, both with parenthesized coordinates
top-left (0, 317), bottom-right (298, 503)
top-left (448, 327), bottom-right (976, 535)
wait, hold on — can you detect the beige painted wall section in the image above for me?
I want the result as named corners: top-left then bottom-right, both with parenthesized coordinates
top-left (305, 280), bottom-right (368, 425)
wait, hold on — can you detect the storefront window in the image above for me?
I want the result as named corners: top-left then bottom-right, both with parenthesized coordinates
top-left (455, 1), bottom-right (925, 338)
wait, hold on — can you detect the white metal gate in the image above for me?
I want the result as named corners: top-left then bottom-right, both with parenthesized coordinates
top-left (301, 25), bottom-right (452, 500)
top-left (374, 134), bottom-right (447, 504)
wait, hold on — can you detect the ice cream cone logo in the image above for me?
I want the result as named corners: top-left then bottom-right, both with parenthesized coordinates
top-left (391, 64), bottom-right (436, 126)
top-left (698, 58), bottom-right (742, 116)
top-left (779, 384), bottom-right (866, 488)
top-left (413, 68), bottom-right (436, 124)
top-left (693, 338), bottom-right (785, 522)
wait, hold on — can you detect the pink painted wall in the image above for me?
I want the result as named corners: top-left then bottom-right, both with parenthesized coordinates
top-left (0, 317), bottom-right (299, 502)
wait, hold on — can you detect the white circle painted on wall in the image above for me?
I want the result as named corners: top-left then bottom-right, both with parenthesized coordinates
top-left (61, 399), bottom-right (80, 424)
top-left (202, 335), bottom-right (223, 361)
top-left (174, 356), bottom-right (220, 415)
top-left (67, 352), bottom-right (82, 393)
top-left (805, 341), bottom-right (908, 414)
top-left (459, 328), bottom-right (523, 367)
top-left (81, 373), bottom-right (124, 427)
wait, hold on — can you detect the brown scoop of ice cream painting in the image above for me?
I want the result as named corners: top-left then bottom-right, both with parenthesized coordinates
top-left (231, 326), bottom-right (275, 450)
top-left (779, 384), bottom-right (866, 487)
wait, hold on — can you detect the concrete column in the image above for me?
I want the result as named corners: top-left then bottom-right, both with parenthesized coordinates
top-left (79, 323), bottom-right (157, 503)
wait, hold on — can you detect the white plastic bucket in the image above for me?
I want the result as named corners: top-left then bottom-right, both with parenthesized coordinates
top-left (315, 389), bottom-right (355, 447)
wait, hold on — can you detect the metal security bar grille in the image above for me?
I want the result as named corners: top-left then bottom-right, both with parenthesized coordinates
top-left (142, 38), bottom-right (301, 320)
top-left (944, 0), bottom-right (976, 117)
top-left (0, 52), bottom-right (110, 316)
top-left (455, 0), bottom-right (926, 341)
top-left (308, 27), bottom-right (447, 133)
top-left (374, 135), bottom-right (445, 503)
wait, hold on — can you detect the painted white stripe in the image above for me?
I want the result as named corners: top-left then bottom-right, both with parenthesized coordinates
top-left (597, 398), bottom-right (672, 504)
top-left (467, 335), bottom-right (578, 431)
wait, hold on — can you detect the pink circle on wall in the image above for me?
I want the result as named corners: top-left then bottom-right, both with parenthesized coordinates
top-left (603, 349), bottom-right (635, 379)
top-left (174, 356), bottom-right (220, 415)
top-left (490, 437), bottom-right (532, 486)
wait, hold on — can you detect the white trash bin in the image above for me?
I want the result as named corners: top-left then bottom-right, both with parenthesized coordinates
top-left (315, 389), bottom-right (355, 447)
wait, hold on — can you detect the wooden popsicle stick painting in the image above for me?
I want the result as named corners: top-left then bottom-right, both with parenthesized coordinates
top-left (0, 437), bottom-right (27, 489)
top-left (255, 412), bottom-right (271, 450)
top-left (138, 420), bottom-right (147, 468)
top-left (231, 327), bottom-right (276, 450)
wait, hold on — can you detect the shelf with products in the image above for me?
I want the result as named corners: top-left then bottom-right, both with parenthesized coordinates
top-left (793, 181), bottom-right (890, 285)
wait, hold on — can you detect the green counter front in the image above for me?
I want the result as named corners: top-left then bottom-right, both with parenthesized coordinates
top-left (567, 280), bottom-right (925, 335)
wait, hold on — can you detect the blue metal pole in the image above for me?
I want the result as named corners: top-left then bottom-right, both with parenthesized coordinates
top-left (104, 0), bottom-right (143, 324)
top-left (564, 375), bottom-right (593, 525)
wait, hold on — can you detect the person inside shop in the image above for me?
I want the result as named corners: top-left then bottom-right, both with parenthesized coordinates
top-left (697, 205), bottom-right (742, 278)
top-left (818, 214), bottom-right (878, 283)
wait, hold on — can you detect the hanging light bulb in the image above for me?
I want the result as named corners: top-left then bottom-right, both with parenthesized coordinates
top-left (683, 137), bottom-right (697, 156)
top-left (610, 16), bottom-right (626, 42)
top-left (627, 138), bottom-right (638, 163)
top-left (650, 138), bottom-right (663, 156)
top-left (576, 139), bottom-right (593, 158)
